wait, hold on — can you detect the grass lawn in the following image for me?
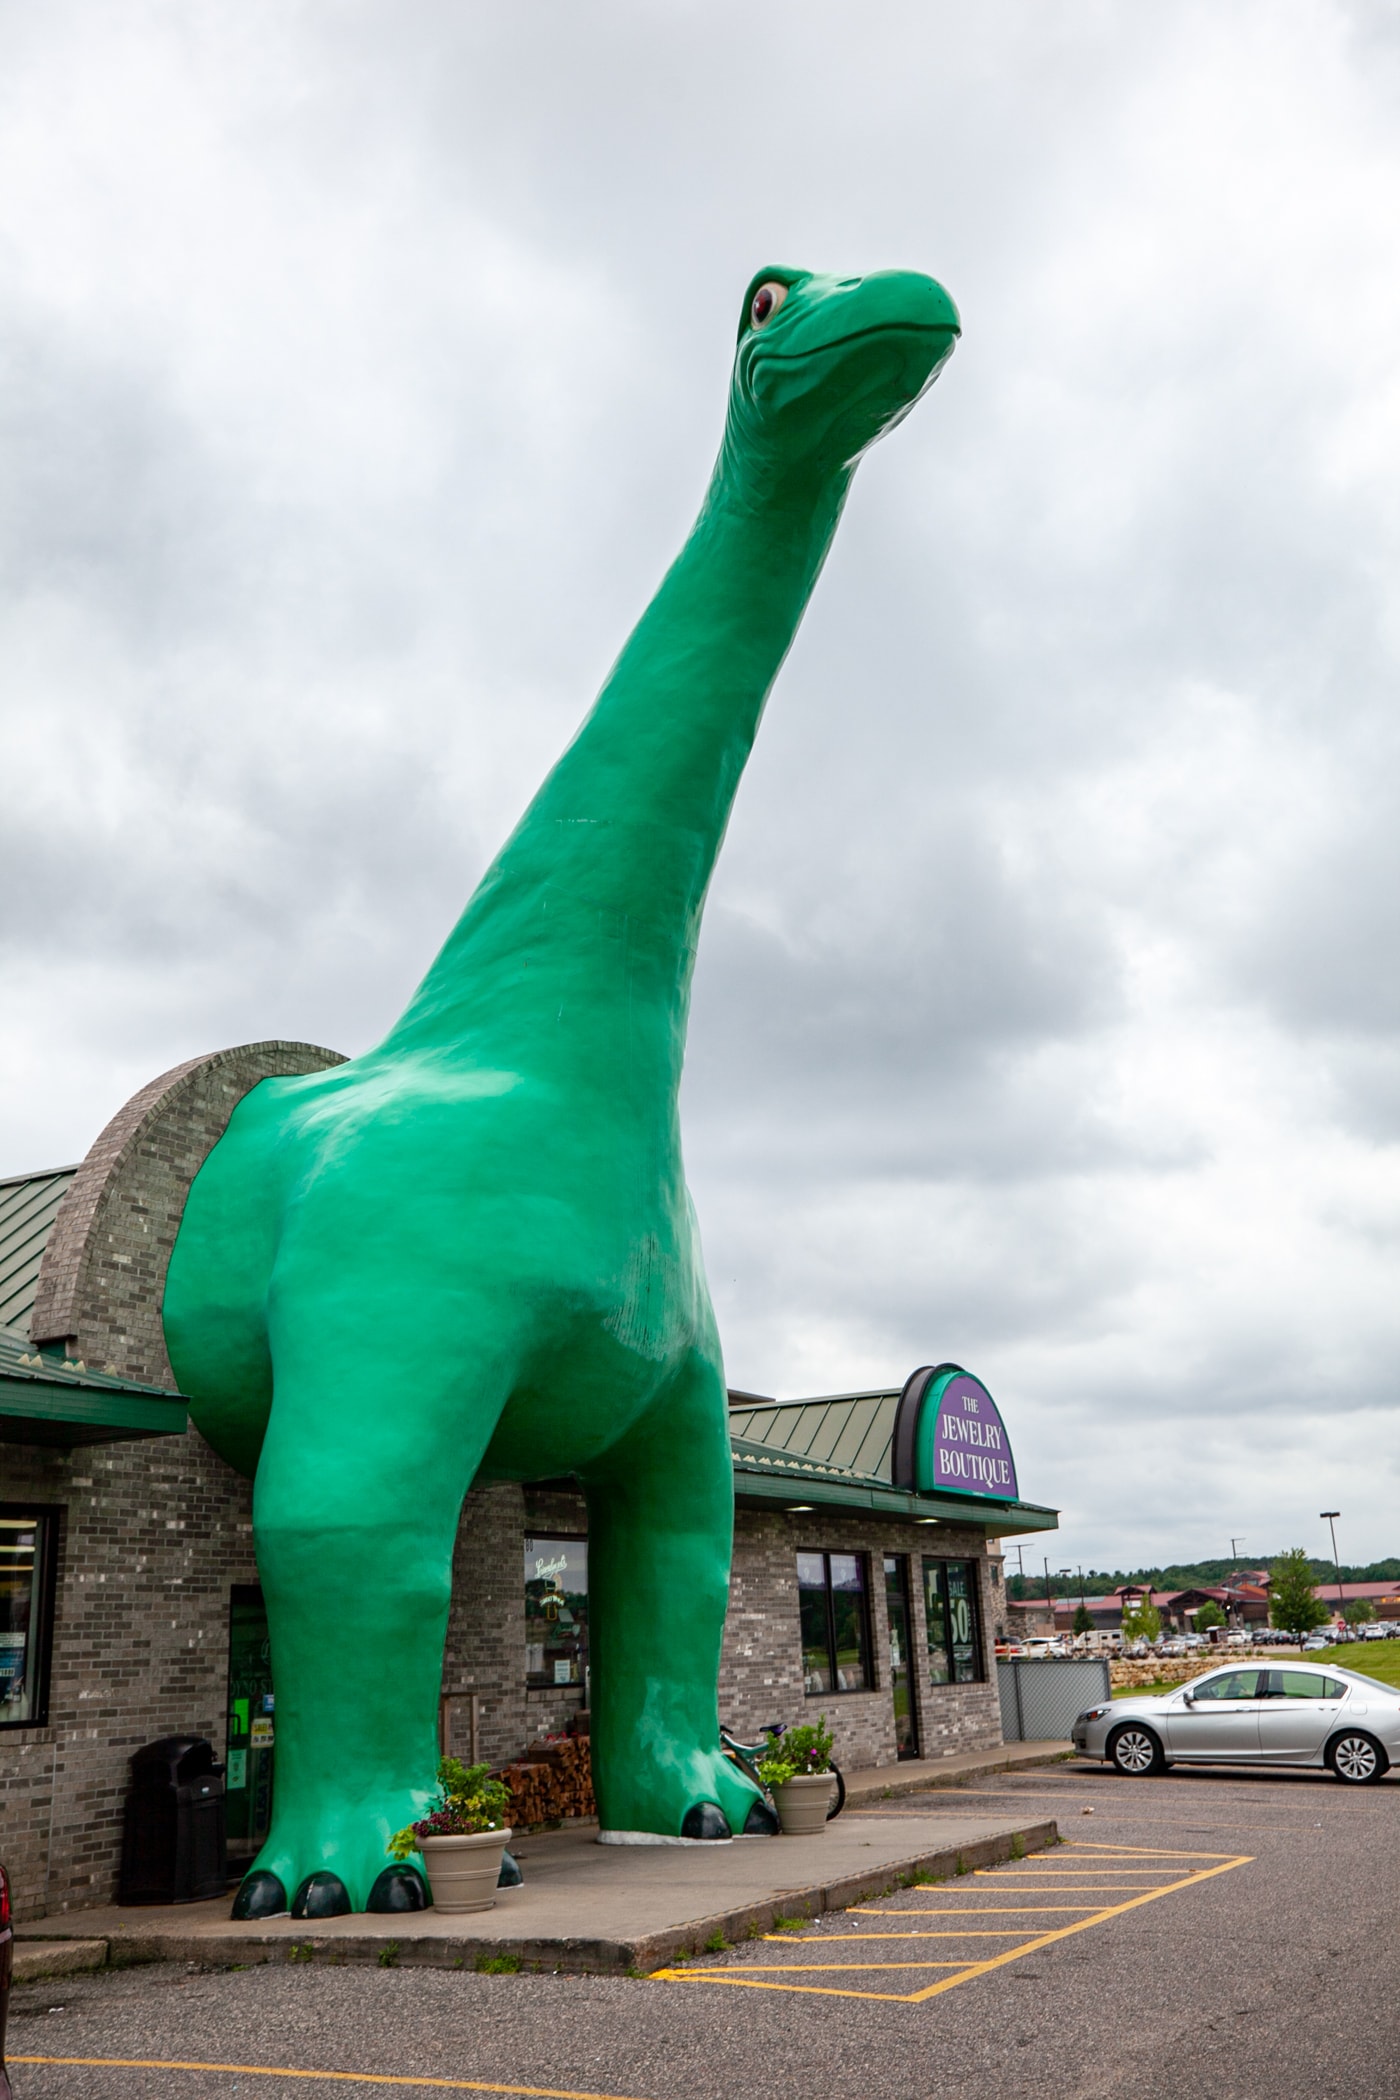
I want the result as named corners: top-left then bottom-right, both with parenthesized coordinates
top-left (1334, 1638), bottom-right (1400, 1688)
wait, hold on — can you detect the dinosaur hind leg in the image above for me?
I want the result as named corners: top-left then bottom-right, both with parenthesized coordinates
top-left (583, 1350), bottom-right (768, 1842)
top-left (235, 1314), bottom-right (520, 1914)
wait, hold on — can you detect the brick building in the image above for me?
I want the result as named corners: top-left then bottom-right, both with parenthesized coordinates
top-left (2, 1044), bottom-right (1058, 1921)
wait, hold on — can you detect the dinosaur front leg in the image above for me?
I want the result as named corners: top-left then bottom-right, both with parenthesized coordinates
top-left (233, 1340), bottom-right (515, 1919)
top-left (584, 1353), bottom-right (772, 1842)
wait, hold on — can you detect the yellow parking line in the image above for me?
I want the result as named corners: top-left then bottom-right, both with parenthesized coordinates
top-left (1058, 1843), bottom-right (1240, 1858)
top-left (651, 1849), bottom-right (1252, 2002)
top-left (856, 1906), bottom-right (1108, 1923)
top-left (768, 1930), bottom-right (1044, 1941)
top-left (10, 2064), bottom-right (648, 2099)
top-left (849, 1906), bottom-right (1107, 1915)
top-left (719, 1961), bottom-right (979, 1972)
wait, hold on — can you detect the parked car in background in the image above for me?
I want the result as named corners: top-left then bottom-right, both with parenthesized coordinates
top-left (1, 1856), bottom-right (13, 2100)
top-left (1073, 1661), bottom-right (1400, 1784)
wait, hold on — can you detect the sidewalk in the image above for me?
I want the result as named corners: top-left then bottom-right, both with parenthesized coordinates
top-left (17, 1789), bottom-right (1060, 1980)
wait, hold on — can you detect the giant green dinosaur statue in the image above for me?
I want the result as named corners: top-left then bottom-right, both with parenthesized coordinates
top-left (163, 264), bottom-right (960, 1919)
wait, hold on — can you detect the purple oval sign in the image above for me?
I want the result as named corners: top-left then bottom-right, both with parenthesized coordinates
top-left (931, 1373), bottom-right (1017, 1501)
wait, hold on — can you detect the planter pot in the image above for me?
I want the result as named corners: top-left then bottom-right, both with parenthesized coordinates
top-left (419, 1827), bottom-right (513, 1912)
top-left (772, 1774), bottom-right (835, 1836)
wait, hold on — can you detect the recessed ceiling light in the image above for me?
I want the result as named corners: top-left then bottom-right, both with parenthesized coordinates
top-left (788, 1504), bottom-right (814, 1513)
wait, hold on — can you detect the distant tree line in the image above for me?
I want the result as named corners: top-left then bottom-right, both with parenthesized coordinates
top-left (1005, 1553), bottom-right (1400, 1601)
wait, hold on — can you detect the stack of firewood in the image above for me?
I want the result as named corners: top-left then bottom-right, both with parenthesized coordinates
top-left (494, 1732), bottom-right (595, 1828)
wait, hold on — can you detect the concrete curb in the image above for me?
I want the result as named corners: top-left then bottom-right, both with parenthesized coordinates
top-left (12, 1939), bottom-right (109, 1983)
top-left (15, 1819), bottom-right (1057, 1979)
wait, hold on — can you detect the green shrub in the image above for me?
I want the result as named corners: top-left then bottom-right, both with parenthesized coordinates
top-left (389, 1758), bottom-right (513, 1860)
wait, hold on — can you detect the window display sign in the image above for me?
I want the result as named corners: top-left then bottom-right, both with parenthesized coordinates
top-left (892, 1365), bottom-right (1018, 1503)
top-left (0, 1507), bottom-right (57, 1729)
top-left (524, 1536), bottom-right (588, 1691)
top-left (923, 1556), bottom-right (985, 1685)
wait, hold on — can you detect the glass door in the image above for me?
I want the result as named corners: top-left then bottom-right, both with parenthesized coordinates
top-left (226, 1585), bottom-right (275, 1864)
top-left (883, 1555), bottom-right (920, 1760)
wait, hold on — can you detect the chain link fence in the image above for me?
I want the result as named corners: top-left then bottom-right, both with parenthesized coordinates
top-left (997, 1657), bottom-right (1111, 1741)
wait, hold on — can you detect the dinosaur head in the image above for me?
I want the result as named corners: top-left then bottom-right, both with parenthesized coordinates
top-left (727, 266), bottom-right (960, 484)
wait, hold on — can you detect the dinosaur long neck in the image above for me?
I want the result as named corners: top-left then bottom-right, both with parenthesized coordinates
top-left (381, 445), bottom-right (850, 1074)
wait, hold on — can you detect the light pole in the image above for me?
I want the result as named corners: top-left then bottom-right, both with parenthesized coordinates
top-left (1230, 1537), bottom-right (1245, 1565)
top-left (1320, 1512), bottom-right (1345, 1639)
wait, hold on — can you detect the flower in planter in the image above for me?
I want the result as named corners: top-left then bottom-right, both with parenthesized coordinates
top-left (760, 1716), bottom-right (834, 1779)
top-left (388, 1757), bottom-right (512, 1860)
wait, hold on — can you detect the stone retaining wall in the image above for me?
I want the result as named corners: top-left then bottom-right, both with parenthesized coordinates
top-left (1109, 1647), bottom-right (1296, 1689)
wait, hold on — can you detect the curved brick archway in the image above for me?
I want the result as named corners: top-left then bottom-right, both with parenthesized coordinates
top-left (31, 1040), bottom-right (344, 1386)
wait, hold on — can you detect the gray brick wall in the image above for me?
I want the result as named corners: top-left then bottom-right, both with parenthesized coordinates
top-left (438, 1484), bottom-right (593, 1767)
top-left (3, 1040), bottom-right (340, 1920)
top-left (438, 1490), bottom-right (1003, 1789)
top-left (0, 1430), bottom-right (258, 1920)
top-left (720, 1508), bottom-right (1002, 1770)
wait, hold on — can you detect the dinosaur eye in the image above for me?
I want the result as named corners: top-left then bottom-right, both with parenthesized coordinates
top-left (750, 281), bottom-right (788, 330)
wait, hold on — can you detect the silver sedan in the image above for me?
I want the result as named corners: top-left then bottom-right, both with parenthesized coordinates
top-left (1072, 1661), bottom-right (1400, 1784)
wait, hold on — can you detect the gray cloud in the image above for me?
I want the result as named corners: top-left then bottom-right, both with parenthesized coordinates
top-left (2, 0), bottom-right (1399, 1569)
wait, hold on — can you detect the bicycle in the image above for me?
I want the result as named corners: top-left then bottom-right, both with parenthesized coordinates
top-left (720, 1723), bottom-right (847, 1823)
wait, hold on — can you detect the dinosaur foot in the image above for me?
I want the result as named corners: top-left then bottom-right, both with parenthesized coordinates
top-left (237, 1776), bottom-right (440, 1913)
top-left (741, 1796), bottom-right (781, 1837)
top-left (681, 1802), bottom-right (731, 1841)
top-left (231, 1870), bottom-right (288, 1920)
top-left (292, 1872), bottom-right (352, 1919)
top-left (368, 1866), bottom-right (431, 1913)
top-left (600, 1800), bottom-right (734, 1846)
top-left (596, 1742), bottom-right (768, 1844)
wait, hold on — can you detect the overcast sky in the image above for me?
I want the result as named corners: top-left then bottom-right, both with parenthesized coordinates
top-left (3, 1), bottom-right (1399, 1571)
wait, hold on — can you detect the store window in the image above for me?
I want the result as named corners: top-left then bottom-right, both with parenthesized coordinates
top-left (525, 1536), bottom-right (588, 1689)
top-left (0, 1504), bottom-right (59, 1729)
top-left (923, 1557), bottom-right (985, 1686)
top-left (797, 1551), bottom-right (872, 1694)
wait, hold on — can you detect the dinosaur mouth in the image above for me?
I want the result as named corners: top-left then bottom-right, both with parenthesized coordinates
top-left (753, 317), bottom-right (960, 366)
top-left (746, 318), bottom-right (959, 428)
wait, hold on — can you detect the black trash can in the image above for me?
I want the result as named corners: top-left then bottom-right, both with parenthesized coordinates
top-left (118, 1736), bottom-right (227, 1905)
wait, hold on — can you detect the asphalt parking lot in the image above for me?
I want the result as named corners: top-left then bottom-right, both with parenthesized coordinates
top-left (9, 1757), bottom-right (1400, 2100)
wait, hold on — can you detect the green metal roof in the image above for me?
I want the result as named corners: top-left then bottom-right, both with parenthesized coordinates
top-left (0, 1327), bottom-right (189, 1448)
top-left (727, 1387), bottom-right (1058, 1538)
top-left (0, 1166), bottom-right (76, 1337)
top-left (729, 1389), bottom-right (899, 1480)
top-left (0, 1168), bottom-right (190, 1447)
